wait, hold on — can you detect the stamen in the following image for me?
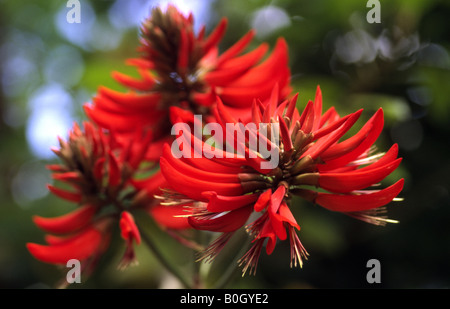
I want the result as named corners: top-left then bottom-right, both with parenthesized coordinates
top-left (288, 226), bottom-right (309, 269)
top-left (238, 239), bottom-right (265, 276)
top-left (196, 232), bottom-right (234, 264)
top-left (349, 150), bottom-right (384, 166)
top-left (345, 207), bottom-right (399, 226)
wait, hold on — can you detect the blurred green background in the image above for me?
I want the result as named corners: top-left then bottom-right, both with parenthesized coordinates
top-left (0, 0), bottom-right (449, 289)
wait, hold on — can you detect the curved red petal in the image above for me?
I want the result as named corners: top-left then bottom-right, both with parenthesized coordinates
top-left (47, 184), bottom-right (82, 203)
top-left (202, 18), bottom-right (227, 54)
top-left (33, 204), bottom-right (97, 234)
top-left (162, 144), bottom-right (240, 183)
top-left (131, 169), bottom-right (167, 196)
top-left (320, 108), bottom-right (384, 170)
top-left (319, 158), bottom-right (402, 193)
top-left (188, 205), bottom-right (253, 233)
top-left (206, 43), bottom-right (268, 86)
top-left (26, 226), bottom-right (103, 264)
top-left (160, 157), bottom-right (244, 201)
top-left (316, 178), bottom-right (404, 212)
top-left (202, 191), bottom-right (259, 212)
top-left (216, 30), bottom-right (255, 66)
top-left (302, 110), bottom-right (362, 160)
top-left (149, 204), bottom-right (192, 230)
top-left (108, 151), bottom-right (121, 187)
top-left (119, 211), bottom-right (141, 245)
top-left (254, 189), bottom-right (272, 212)
top-left (112, 71), bottom-right (154, 91)
top-left (226, 38), bottom-right (289, 88)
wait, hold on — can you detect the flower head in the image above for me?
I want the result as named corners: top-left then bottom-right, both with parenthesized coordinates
top-left (160, 86), bottom-right (404, 275)
top-left (84, 5), bottom-right (291, 160)
top-left (26, 121), bottom-right (189, 277)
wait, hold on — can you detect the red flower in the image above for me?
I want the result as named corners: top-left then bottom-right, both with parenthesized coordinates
top-left (84, 5), bottom-right (291, 161)
top-left (118, 211), bottom-right (142, 269)
top-left (160, 86), bottom-right (404, 275)
top-left (26, 121), bottom-right (189, 276)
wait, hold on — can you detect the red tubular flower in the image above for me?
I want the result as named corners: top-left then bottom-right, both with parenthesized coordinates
top-left (84, 5), bottom-right (291, 160)
top-left (118, 211), bottom-right (141, 269)
top-left (27, 121), bottom-right (189, 276)
top-left (160, 86), bottom-right (404, 275)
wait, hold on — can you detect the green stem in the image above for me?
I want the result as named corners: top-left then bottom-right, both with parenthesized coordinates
top-left (212, 232), bottom-right (252, 289)
top-left (139, 227), bottom-right (192, 289)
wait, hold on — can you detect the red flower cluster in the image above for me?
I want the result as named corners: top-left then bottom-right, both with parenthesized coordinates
top-left (27, 122), bottom-right (153, 273)
top-left (160, 86), bottom-right (404, 275)
top-left (28, 5), bottom-right (404, 280)
top-left (84, 5), bottom-right (291, 157)
top-left (28, 5), bottom-right (291, 277)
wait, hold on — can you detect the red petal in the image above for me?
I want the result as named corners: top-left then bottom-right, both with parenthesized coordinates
top-left (93, 157), bottom-right (105, 181)
top-left (219, 81), bottom-right (275, 108)
top-left (279, 116), bottom-right (293, 152)
top-left (122, 129), bottom-right (153, 169)
top-left (47, 184), bottom-right (82, 203)
top-left (298, 100), bottom-right (313, 133)
top-left (177, 28), bottom-right (189, 71)
top-left (96, 87), bottom-right (161, 113)
top-left (285, 93), bottom-right (298, 125)
top-left (33, 204), bottom-right (97, 234)
top-left (192, 89), bottom-right (216, 107)
top-left (108, 151), bottom-right (121, 187)
top-left (215, 95), bottom-right (238, 124)
top-left (316, 178), bottom-right (404, 212)
top-left (258, 220), bottom-right (277, 255)
top-left (216, 30), bottom-right (255, 66)
top-left (267, 186), bottom-right (288, 240)
top-left (84, 104), bottom-right (160, 133)
top-left (46, 164), bottom-right (67, 172)
top-left (125, 58), bottom-right (154, 70)
top-left (162, 144), bottom-right (240, 183)
top-left (312, 86), bottom-right (323, 131)
top-left (119, 211), bottom-right (141, 245)
top-left (320, 108), bottom-right (384, 170)
top-left (182, 154), bottom-right (247, 175)
top-left (203, 18), bottom-right (227, 54)
top-left (206, 43), bottom-right (268, 85)
top-left (313, 112), bottom-right (354, 140)
top-left (277, 202), bottom-right (299, 230)
top-left (26, 226), bottom-right (103, 264)
top-left (302, 110), bottom-right (362, 160)
top-left (226, 38), bottom-right (289, 88)
top-left (51, 171), bottom-right (82, 183)
top-left (218, 43), bottom-right (268, 72)
top-left (149, 204), bottom-right (191, 230)
top-left (131, 169), bottom-right (167, 196)
top-left (254, 189), bottom-right (272, 212)
top-left (262, 84), bottom-right (279, 123)
top-left (188, 205), bottom-right (253, 233)
top-left (358, 143), bottom-right (399, 171)
top-left (319, 158), bottom-right (402, 193)
top-left (160, 157), bottom-right (244, 201)
top-left (202, 191), bottom-right (259, 212)
top-left (319, 106), bottom-right (340, 127)
top-left (112, 71), bottom-right (154, 91)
